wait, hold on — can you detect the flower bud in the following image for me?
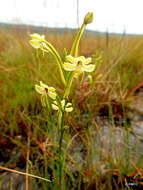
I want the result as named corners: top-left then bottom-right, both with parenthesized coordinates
top-left (84, 12), bottom-right (94, 25)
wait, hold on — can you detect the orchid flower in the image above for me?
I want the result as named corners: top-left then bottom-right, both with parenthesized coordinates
top-left (63, 55), bottom-right (95, 73)
top-left (35, 81), bottom-right (56, 107)
top-left (29, 33), bottom-right (49, 52)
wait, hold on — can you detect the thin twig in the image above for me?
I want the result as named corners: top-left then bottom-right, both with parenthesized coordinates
top-left (0, 166), bottom-right (51, 182)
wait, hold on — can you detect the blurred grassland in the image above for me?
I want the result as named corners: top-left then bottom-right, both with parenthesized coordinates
top-left (0, 26), bottom-right (143, 189)
top-left (0, 28), bottom-right (143, 116)
top-left (0, 27), bottom-right (143, 141)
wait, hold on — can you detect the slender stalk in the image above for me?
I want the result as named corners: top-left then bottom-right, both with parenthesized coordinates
top-left (70, 23), bottom-right (86, 57)
top-left (63, 72), bottom-right (75, 99)
top-left (46, 95), bottom-right (52, 120)
top-left (45, 41), bottom-right (66, 86)
top-left (58, 110), bottom-right (65, 190)
top-left (0, 166), bottom-right (51, 182)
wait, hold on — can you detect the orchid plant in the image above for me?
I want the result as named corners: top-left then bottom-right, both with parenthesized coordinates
top-left (29, 12), bottom-right (100, 189)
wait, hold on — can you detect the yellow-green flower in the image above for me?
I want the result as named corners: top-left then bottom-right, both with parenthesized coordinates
top-left (52, 99), bottom-right (73, 112)
top-left (29, 33), bottom-right (49, 51)
top-left (63, 55), bottom-right (95, 73)
top-left (35, 81), bottom-right (56, 107)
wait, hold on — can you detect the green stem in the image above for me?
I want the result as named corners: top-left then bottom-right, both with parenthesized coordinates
top-left (46, 95), bottom-right (52, 120)
top-left (58, 110), bottom-right (65, 189)
top-left (63, 72), bottom-right (75, 99)
top-left (70, 23), bottom-right (86, 57)
top-left (45, 41), bottom-right (66, 86)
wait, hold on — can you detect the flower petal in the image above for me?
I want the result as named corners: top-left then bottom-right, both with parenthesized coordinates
top-left (48, 87), bottom-right (56, 92)
top-left (30, 33), bottom-right (45, 40)
top-left (48, 87), bottom-right (56, 99)
top-left (66, 55), bottom-right (75, 63)
top-left (52, 104), bottom-right (59, 110)
top-left (29, 33), bottom-right (46, 49)
top-left (48, 91), bottom-right (57, 100)
top-left (76, 56), bottom-right (85, 63)
top-left (40, 81), bottom-right (49, 89)
top-left (61, 99), bottom-right (66, 109)
top-left (35, 85), bottom-right (45, 94)
top-left (84, 57), bottom-right (92, 65)
top-left (65, 107), bottom-right (73, 112)
top-left (63, 62), bottom-right (76, 71)
top-left (66, 103), bottom-right (72, 107)
top-left (65, 102), bottom-right (73, 112)
top-left (53, 101), bottom-right (57, 105)
top-left (83, 64), bottom-right (95, 72)
top-left (29, 40), bottom-right (41, 49)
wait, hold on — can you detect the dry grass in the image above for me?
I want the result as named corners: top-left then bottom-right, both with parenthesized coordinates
top-left (0, 26), bottom-right (143, 189)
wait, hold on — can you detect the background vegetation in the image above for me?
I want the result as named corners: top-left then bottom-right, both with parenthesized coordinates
top-left (0, 25), bottom-right (143, 189)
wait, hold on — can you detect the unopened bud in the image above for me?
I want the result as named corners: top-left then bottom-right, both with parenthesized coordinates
top-left (84, 12), bottom-right (94, 25)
